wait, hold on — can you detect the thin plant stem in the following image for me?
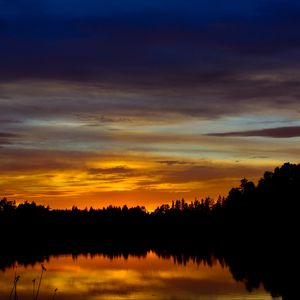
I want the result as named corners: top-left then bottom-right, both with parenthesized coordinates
top-left (9, 282), bottom-right (14, 300)
top-left (35, 265), bottom-right (46, 300)
top-left (9, 268), bottom-right (19, 300)
top-left (13, 276), bottom-right (20, 300)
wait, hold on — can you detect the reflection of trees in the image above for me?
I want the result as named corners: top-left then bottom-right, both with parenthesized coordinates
top-left (0, 245), bottom-right (296, 300)
top-left (1, 162), bottom-right (299, 299)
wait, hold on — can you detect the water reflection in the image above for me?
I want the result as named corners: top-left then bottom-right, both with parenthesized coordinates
top-left (0, 252), bottom-right (278, 300)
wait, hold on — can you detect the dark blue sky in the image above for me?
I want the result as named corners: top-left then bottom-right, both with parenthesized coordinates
top-left (1, 0), bottom-right (300, 86)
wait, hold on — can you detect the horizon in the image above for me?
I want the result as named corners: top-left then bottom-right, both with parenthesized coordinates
top-left (2, 162), bottom-right (297, 212)
top-left (1, 1), bottom-right (300, 210)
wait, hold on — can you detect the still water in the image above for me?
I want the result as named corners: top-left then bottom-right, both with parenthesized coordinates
top-left (0, 251), bottom-right (280, 300)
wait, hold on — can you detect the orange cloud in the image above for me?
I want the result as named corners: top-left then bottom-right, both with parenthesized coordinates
top-left (0, 147), bottom-right (282, 210)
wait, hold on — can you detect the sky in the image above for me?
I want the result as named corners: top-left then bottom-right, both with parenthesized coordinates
top-left (0, 0), bottom-right (300, 210)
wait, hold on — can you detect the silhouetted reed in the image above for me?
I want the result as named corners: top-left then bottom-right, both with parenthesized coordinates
top-left (9, 272), bottom-right (20, 300)
top-left (35, 264), bottom-right (46, 300)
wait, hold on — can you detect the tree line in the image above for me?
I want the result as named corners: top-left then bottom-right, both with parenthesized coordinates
top-left (0, 162), bottom-right (299, 246)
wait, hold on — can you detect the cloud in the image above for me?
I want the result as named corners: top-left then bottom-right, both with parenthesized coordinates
top-left (88, 166), bottom-right (134, 175)
top-left (0, 118), bottom-right (22, 124)
top-left (0, 132), bottom-right (21, 145)
top-left (0, 148), bottom-right (90, 172)
top-left (156, 160), bottom-right (191, 166)
top-left (142, 164), bottom-right (267, 186)
top-left (207, 126), bottom-right (300, 138)
top-left (1, 1), bottom-right (300, 120)
top-left (0, 132), bottom-right (19, 138)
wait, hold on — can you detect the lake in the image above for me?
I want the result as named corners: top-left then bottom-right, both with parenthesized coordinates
top-left (0, 251), bottom-right (280, 300)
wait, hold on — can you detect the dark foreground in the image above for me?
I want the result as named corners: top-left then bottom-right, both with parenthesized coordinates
top-left (1, 163), bottom-right (299, 299)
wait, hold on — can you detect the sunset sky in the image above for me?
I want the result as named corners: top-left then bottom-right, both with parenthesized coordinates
top-left (1, 0), bottom-right (300, 210)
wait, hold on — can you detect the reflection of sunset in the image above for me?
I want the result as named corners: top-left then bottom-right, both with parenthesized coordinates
top-left (0, 253), bottom-right (273, 300)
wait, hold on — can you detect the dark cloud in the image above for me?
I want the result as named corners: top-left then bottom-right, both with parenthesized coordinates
top-left (0, 148), bottom-right (89, 172)
top-left (0, 132), bottom-right (19, 138)
top-left (0, 1), bottom-right (300, 120)
top-left (0, 118), bottom-right (22, 124)
top-left (135, 164), bottom-right (266, 187)
top-left (207, 126), bottom-right (300, 138)
top-left (168, 165), bottom-right (262, 183)
top-left (0, 132), bottom-right (21, 145)
top-left (88, 166), bottom-right (134, 175)
top-left (36, 190), bottom-right (76, 196)
top-left (156, 160), bottom-right (191, 166)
